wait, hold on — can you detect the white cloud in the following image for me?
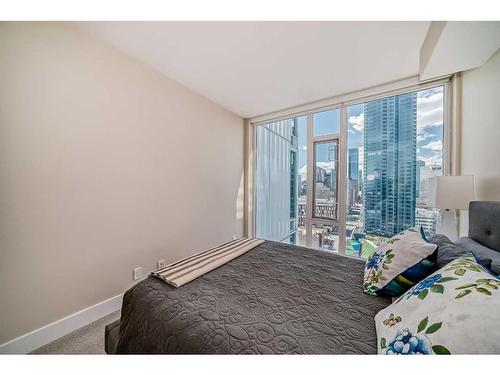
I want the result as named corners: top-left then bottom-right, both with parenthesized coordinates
top-left (298, 162), bottom-right (336, 180)
top-left (417, 91), bottom-right (443, 132)
top-left (348, 113), bottom-right (364, 132)
top-left (316, 161), bottom-right (335, 170)
top-left (417, 132), bottom-right (434, 142)
top-left (418, 154), bottom-right (442, 166)
top-left (423, 140), bottom-right (443, 151)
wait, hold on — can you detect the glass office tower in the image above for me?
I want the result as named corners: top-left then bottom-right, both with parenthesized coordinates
top-left (363, 93), bottom-right (417, 237)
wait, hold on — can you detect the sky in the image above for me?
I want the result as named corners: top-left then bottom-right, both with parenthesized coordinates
top-left (297, 85), bottom-right (444, 180)
top-left (347, 86), bottom-right (444, 167)
top-left (415, 86), bottom-right (444, 166)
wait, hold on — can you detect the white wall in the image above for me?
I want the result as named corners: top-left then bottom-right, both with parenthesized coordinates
top-left (459, 49), bottom-right (500, 235)
top-left (0, 22), bottom-right (244, 344)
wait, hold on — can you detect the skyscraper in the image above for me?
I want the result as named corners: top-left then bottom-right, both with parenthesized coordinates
top-left (347, 148), bottom-right (360, 208)
top-left (348, 148), bottom-right (359, 180)
top-left (363, 93), bottom-right (417, 237)
top-left (416, 159), bottom-right (426, 197)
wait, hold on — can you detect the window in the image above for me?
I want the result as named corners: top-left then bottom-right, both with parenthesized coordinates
top-left (345, 86), bottom-right (444, 259)
top-left (311, 223), bottom-right (339, 253)
top-left (253, 82), bottom-right (446, 258)
top-left (313, 108), bottom-right (340, 136)
top-left (313, 140), bottom-right (338, 220)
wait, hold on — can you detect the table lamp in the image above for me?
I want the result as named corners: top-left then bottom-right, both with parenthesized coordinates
top-left (427, 175), bottom-right (475, 240)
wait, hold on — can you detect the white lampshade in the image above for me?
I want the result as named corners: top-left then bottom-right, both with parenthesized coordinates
top-left (427, 175), bottom-right (475, 210)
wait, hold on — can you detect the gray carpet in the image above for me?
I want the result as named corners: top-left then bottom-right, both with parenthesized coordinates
top-left (31, 310), bottom-right (120, 354)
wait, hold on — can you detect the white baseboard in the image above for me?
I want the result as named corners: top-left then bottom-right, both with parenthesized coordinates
top-left (0, 293), bottom-right (123, 354)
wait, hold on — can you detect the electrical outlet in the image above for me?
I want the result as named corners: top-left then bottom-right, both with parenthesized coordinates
top-left (157, 259), bottom-right (166, 270)
top-left (232, 235), bottom-right (238, 240)
top-left (133, 267), bottom-right (143, 281)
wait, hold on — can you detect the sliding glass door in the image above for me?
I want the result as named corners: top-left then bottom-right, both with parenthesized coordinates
top-left (254, 84), bottom-right (445, 257)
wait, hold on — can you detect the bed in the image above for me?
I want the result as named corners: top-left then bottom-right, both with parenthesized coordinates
top-left (108, 241), bottom-right (391, 354)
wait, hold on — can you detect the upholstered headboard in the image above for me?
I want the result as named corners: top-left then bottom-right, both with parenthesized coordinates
top-left (468, 201), bottom-right (500, 253)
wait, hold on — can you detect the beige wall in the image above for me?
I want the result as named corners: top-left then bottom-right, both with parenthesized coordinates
top-left (0, 22), bottom-right (244, 344)
top-left (459, 49), bottom-right (500, 235)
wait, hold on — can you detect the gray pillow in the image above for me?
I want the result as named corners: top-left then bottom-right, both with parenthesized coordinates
top-left (429, 234), bottom-right (493, 269)
top-left (456, 237), bottom-right (500, 275)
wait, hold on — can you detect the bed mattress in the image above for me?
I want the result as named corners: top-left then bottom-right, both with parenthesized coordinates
top-left (114, 241), bottom-right (390, 354)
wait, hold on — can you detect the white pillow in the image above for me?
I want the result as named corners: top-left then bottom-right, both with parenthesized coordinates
top-left (375, 253), bottom-right (500, 354)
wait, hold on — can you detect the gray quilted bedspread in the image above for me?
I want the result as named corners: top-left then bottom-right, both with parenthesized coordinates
top-left (115, 241), bottom-right (390, 354)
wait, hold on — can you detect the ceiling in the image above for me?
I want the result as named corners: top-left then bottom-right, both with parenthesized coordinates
top-left (77, 21), bottom-right (430, 118)
top-left (420, 21), bottom-right (500, 80)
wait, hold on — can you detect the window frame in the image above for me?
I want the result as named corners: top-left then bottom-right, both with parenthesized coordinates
top-left (311, 138), bottom-right (339, 221)
top-left (247, 76), bottom-right (452, 256)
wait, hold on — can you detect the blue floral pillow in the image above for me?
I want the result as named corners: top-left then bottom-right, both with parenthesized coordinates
top-left (363, 226), bottom-right (438, 297)
top-left (375, 252), bottom-right (500, 354)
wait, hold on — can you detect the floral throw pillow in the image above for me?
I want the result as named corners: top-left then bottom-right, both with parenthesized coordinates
top-left (375, 253), bottom-right (500, 354)
top-left (363, 226), bottom-right (438, 297)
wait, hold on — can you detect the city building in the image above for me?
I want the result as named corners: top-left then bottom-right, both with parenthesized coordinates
top-left (315, 166), bottom-right (326, 183)
top-left (417, 164), bottom-right (443, 207)
top-left (347, 147), bottom-right (360, 209)
top-left (416, 159), bottom-right (426, 196)
top-left (348, 148), bottom-right (359, 181)
top-left (358, 146), bottom-right (364, 199)
top-left (363, 93), bottom-right (417, 237)
top-left (416, 207), bottom-right (439, 235)
top-left (347, 179), bottom-right (359, 209)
